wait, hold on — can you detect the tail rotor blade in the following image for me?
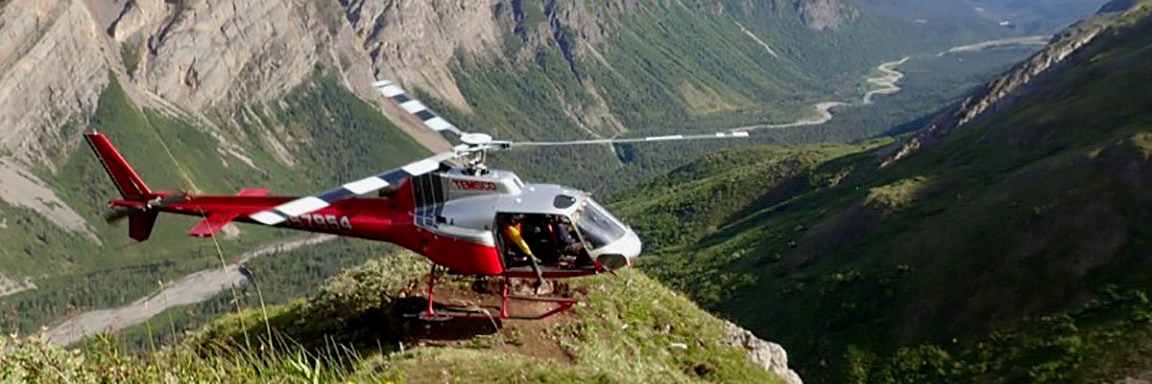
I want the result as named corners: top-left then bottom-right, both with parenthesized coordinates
top-left (155, 192), bottom-right (189, 206)
top-left (101, 191), bottom-right (189, 224)
top-left (104, 207), bottom-right (135, 224)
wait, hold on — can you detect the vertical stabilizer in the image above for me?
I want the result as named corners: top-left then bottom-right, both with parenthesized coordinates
top-left (83, 131), bottom-right (152, 199)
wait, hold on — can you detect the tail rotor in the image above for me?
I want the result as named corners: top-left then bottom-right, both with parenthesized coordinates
top-left (103, 191), bottom-right (189, 224)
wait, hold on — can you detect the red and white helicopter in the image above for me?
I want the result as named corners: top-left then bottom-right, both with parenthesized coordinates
top-left (84, 78), bottom-right (750, 320)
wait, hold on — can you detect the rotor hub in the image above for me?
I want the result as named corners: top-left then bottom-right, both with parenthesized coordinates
top-left (460, 133), bottom-right (493, 147)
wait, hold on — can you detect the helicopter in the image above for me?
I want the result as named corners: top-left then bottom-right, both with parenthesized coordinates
top-left (84, 78), bottom-right (751, 320)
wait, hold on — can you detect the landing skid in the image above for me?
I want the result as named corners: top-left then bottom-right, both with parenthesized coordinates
top-left (410, 265), bottom-right (577, 321)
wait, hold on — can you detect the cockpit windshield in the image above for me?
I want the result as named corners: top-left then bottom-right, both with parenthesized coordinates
top-left (574, 199), bottom-right (627, 249)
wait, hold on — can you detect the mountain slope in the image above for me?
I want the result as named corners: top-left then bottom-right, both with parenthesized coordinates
top-left (618, 2), bottom-right (1152, 382)
top-left (2, 252), bottom-right (801, 384)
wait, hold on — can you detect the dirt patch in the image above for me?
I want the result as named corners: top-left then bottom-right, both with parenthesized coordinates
top-left (397, 276), bottom-right (584, 365)
top-left (0, 274), bottom-right (36, 298)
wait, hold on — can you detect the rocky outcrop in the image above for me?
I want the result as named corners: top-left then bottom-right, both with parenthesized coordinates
top-left (0, 0), bottom-right (113, 238)
top-left (0, 0), bottom-right (112, 169)
top-left (117, 0), bottom-right (325, 113)
top-left (792, 0), bottom-right (859, 31)
top-left (723, 320), bottom-right (804, 384)
top-left (337, 0), bottom-right (503, 113)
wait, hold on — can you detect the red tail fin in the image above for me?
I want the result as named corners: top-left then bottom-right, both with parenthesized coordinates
top-left (85, 131), bottom-right (161, 241)
top-left (83, 131), bottom-right (152, 199)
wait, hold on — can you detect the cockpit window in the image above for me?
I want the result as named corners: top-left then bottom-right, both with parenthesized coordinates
top-left (574, 199), bottom-right (627, 249)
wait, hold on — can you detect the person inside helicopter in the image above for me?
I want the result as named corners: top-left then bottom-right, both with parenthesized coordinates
top-left (499, 214), bottom-right (546, 288)
top-left (549, 215), bottom-right (584, 263)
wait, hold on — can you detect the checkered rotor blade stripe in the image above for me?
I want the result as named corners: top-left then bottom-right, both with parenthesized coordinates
top-left (247, 151), bottom-right (458, 225)
top-left (373, 79), bottom-right (463, 139)
top-left (508, 131), bottom-right (751, 147)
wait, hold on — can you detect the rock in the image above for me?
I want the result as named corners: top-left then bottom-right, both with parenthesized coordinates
top-left (123, 0), bottom-right (323, 112)
top-left (339, 0), bottom-right (503, 113)
top-left (721, 320), bottom-right (803, 384)
top-left (792, 0), bottom-right (860, 31)
top-left (0, 0), bottom-right (112, 168)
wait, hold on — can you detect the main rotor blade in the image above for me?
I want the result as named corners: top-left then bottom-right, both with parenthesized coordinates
top-left (373, 79), bottom-right (464, 141)
top-left (247, 151), bottom-right (461, 226)
top-left (509, 131), bottom-right (750, 147)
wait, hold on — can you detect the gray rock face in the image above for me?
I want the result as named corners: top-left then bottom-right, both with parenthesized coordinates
top-left (338, 0), bottom-right (503, 113)
top-left (120, 0), bottom-right (324, 113)
top-left (0, 0), bottom-right (111, 168)
top-left (792, 0), bottom-right (859, 31)
top-left (722, 320), bottom-right (803, 384)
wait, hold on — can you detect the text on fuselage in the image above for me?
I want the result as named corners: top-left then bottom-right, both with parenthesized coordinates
top-left (288, 214), bottom-right (353, 231)
top-left (452, 179), bottom-right (498, 191)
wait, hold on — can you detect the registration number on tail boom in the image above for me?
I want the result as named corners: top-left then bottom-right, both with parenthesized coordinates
top-left (287, 214), bottom-right (353, 230)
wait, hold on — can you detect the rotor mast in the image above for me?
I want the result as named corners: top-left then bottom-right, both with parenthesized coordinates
top-left (459, 133), bottom-right (494, 175)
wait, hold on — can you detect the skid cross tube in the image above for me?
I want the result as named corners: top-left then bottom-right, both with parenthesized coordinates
top-left (417, 268), bottom-right (576, 321)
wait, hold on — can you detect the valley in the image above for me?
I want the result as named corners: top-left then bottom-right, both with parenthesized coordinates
top-left (2, 0), bottom-right (1140, 383)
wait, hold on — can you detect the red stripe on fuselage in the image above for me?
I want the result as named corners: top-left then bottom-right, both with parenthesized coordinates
top-left (415, 226), bottom-right (503, 275)
top-left (109, 194), bottom-right (506, 275)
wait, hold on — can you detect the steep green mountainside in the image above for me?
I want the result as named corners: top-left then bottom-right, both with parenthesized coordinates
top-left (2, 252), bottom-right (794, 384)
top-left (617, 3), bottom-right (1152, 382)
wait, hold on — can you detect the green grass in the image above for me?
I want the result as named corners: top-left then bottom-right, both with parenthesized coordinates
top-left (179, 265), bottom-right (785, 383)
top-left (5, 253), bottom-right (789, 383)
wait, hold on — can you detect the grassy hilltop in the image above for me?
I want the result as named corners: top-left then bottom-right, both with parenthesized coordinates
top-left (3, 251), bottom-right (789, 383)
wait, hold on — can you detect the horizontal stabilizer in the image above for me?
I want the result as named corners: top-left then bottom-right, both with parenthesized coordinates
top-left (187, 188), bottom-right (270, 237)
top-left (188, 212), bottom-right (240, 237)
top-left (235, 188), bottom-right (270, 197)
